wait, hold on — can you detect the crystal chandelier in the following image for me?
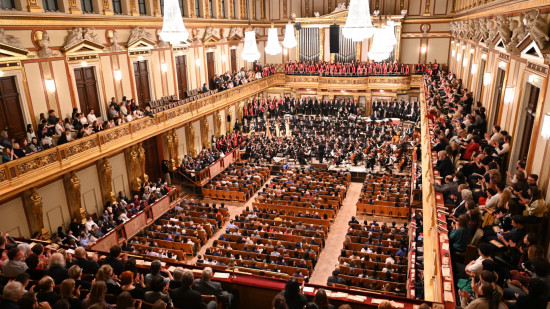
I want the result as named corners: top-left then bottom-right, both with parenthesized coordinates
top-left (342, 0), bottom-right (375, 42)
top-left (241, 30), bottom-right (261, 62)
top-left (381, 20), bottom-right (397, 51)
top-left (265, 27), bottom-right (282, 55)
top-left (159, 0), bottom-right (189, 44)
top-left (368, 28), bottom-right (391, 62)
top-left (282, 22), bottom-right (297, 49)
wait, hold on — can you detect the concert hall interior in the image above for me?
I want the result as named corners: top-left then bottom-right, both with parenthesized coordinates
top-left (1, 0), bottom-right (550, 308)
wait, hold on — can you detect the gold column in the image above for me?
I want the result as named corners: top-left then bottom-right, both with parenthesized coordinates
top-left (172, 129), bottom-right (182, 169)
top-left (153, 0), bottom-right (162, 16)
top-left (240, 0), bottom-right (246, 19)
top-left (216, 111), bottom-right (222, 138)
top-left (228, 0), bottom-right (234, 18)
top-left (260, 0), bottom-right (266, 20)
top-left (424, 0), bottom-right (431, 16)
top-left (251, 0), bottom-right (255, 19)
top-left (189, 0), bottom-right (196, 17)
top-left (201, 117), bottom-right (210, 149)
top-left (98, 158), bottom-right (116, 205)
top-left (187, 123), bottom-right (197, 157)
top-left (130, 0), bottom-right (140, 16)
top-left (395, 24), bottom-right (402, 62)
top-left (319, 28), bottom-right (324, 62)
top-left (63, 171), bottom-right (86, 222)
top-left (283, 0), bottom-right (287, 19)
top-left (68, 0), bottom-right (82, 13)
top-left (103, 0), bottom-right (114, 15)
top-left (217, 0), bottom-right (222, 18)
top-left (356, 42), bottom-right (361, 61)
top-left (205, 0), bottom-right (211, 18)
top-left (26, 0), bottom-right (42, 12)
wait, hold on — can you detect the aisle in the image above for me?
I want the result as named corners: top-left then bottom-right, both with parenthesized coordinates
top-left (309, 182), bottom-right (362, 285)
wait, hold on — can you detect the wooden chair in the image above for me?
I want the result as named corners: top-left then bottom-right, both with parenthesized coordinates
top-left (201, 294), bottom-right (222, 309)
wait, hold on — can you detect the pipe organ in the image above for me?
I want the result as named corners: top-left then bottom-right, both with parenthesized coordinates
top-left (335, 28), bottom-right (357, 63)
top-left (298, 27), bottom-right (320, 62)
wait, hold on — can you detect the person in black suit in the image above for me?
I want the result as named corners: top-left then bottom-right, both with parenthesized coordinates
top-left (434, 151), bottom-right (454, 178)
top-left (170, 269), bottom-right (217, 309)
top-left (277, 278), bottom-right (307, 309)
top-left (193, 267), bottom-right (234, 309)
top-left (102, 245), bottom-right (125, 276)
top-left (70, 247), bottom-right (99, 275)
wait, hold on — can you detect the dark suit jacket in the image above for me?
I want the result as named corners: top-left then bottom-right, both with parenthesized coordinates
top-left (193, 279), bottom-right (230, 305)
top-left (435, 157), bottom-right (454, 178)
top-left (170, 286), bottom-right (206, 309)
top-left (71, 257), bottom-right (100, 275)
top-left (102, 256), bottom-right (124, 276)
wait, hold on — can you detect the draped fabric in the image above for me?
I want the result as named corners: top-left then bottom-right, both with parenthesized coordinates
top-left (335, 28), bottom-right (357, 63)
top-left (299, 27), bottom-right (320, 62)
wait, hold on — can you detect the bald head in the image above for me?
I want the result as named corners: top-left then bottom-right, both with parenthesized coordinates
top-left (74, 247), bottom-right (86, 259)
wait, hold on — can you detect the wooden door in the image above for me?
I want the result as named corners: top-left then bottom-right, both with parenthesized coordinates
top-left (175, 55), bottom-right (188, 99)
top-left (142, 135), bottom-right (161, 182)
top-left (475, 59), bottom-right (486, 102)
top-left (0, 76), bottom-right (25, 141)
top-left (206, 52), bottom-right (216, 89)
top-left (133, 60), bottom-right (151, 108)
top-left (74, 67), bottom-right (101, 117)
top-left (518, 85), bottom-right (540, 162)
top-left (230, 48), bottom-right (237, 73)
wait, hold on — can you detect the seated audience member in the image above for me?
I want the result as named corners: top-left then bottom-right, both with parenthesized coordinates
top-left (36, 276), bottom-right (60, 307)
top-left (1, 281), bottom-right (24, 309)
top-left (278, 278), bottom-right (307, 309)
top-left (170, 269), bottom-right (217, 309)
top-left (45, 252), bottom-right (69, 284)
top-left (144, 275), bottom-right (172, 307)
top-left (314, 289), bottom-right (335, 309)
top-left (120, 270), bottom-right (146, 300)
top-left (84, 280), bottom-right (112, 308)
top-left (193, 267), bottom-right (233, 309)
top-left (2, 247), bottom-right (28, 277)
top-left (60, 279), bottom-right (84, 309)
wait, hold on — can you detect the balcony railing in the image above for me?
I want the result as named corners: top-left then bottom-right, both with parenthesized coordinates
top-left (0, 73), bottom-right (285, 201)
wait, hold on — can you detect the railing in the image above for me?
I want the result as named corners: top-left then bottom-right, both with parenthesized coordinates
top-left (284, 74), bottom-right (424, 91)
top-left (181, 146), bottom-right (241, 187)
top-left (0, 73), bottom-right (285, 201)
top-left (420, 79), bottom-right (456, 308)
top-left (90, 188), bottom-right (178, 253)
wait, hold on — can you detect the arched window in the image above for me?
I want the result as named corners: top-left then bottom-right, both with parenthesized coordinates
top-left (112, 0), bottom-right (122, 13)
top-left (81, 0), bottom-right (93, 13)
top-left (42, 0), bottom-right (58, 11)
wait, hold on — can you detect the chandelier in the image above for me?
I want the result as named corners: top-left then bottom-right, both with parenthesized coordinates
top-left (368, 28), bottom-right (391, 62)
top-left (381, 20), bottom-right (397, 50)
top-left (282, 22), bottom-right (297, 49)
top-left (342, 0), bottom-right (375, 42)
top-left (265, 27), bottom-right (282, 55)
top-left (159, 0), bottom-right (189, 44)
top-left (241, 30), bottom-right (261, 62)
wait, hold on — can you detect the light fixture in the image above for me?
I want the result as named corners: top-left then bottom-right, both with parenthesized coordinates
top-left (221, 54), bottom-right (227, 62)
top-left (483, 72), bottom-right (491, 85)
top-left (230, 45), bottom-right (237, 50)
top-left (541, 114), bottom-right (550, 140)
top-left (456, 53), bottom-right (461, 61)
top-left (161, 63), bottom-right (168, 72)
top-left (456, 42), bottom-right (460, 47)
top-left (195, 58), bottom-right (201, 66)
top-left (138, 55), bottom-right (144, 60)
top-left (81, 61), bottom-right (88, 67)
top-left (471, 63), bottom-right (478, 74)
top-left (470, 48), bottom-right (474, 54)
top-left (341, 90), bottom-right (345, 93)
top-left (265, 27), bottom-right (282, 56)
top-left (159, 0), bottom-right (189, 44)
top-left (0, 70), bottom-right (4, 77)
top-left (481, 53), bottom-right (487, 60)
top-left (451, 40), bottom-right (455, 44)
top-left (368, 28), bottom-right (391, 62)
top-left (451, 50), bottom-right (456, 57)
top-left (420, 45), bottom-right (427, 54)
top-left (503, 87), bottom-right (514, 104)
top-left (45, 79), bottom-right (56, 92)
top-left (462, 58), bottom-right (468, 67)
top-left (283, 48), bottom-right (288, 55)
top-left (381, 20), bottom-right (397, 50)
top-left (462, 45), bottom-right (466, 50)
top-left (241, 30), bottom-right (261, 62)
top-left (342, 0), bottom-right (375, 41)
top-left (178, 51), bottom-right (183, 56)
top-left (282, 22), bottom-right (297, 49)
top-left (498, 61), bottom-right (507, 69)
top-left (114, 70), bottom-right (122, 81)
top-left (380, 89), bottom-right (385, 93)
top-left (528, 74), bottom-right (538, 84)
top-left (306, 88), bottom-right (310, 91)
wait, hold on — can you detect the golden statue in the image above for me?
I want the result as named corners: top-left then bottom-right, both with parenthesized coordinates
top-left (172, 129), bottom-right (181, 168)
top-left (201, 117), bottom-right (209, 149)
top-left (101, 158), bottom-right (115, 203)
top-left (228, 109), bottom-right (234, 133)
top-left (165, 132), bottom-right (174, 170)
top-left (138, 143), bottom-right (148, 183)
top-left (69, 171), bottom-right (81, 208)
top-left (216, 112), bottom-right (222, 138)
top-left (188, 124), bottom-right (196, 157)
top-left (130, 146), bottom-right (142, 191)
top-left (29, 188), bottom-right (44, 230)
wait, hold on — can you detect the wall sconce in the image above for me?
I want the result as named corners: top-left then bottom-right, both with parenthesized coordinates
top-left (380, 89), bottom-right (385, 93)
top-left (178, 51), bottom-right (183, 56)
top-left (503, 87), bottom-right (514, 104)
top-left (420, 45), bottom-right (427, 54)
top-left (541, 114), bottom-right (550, 140)
top-left (81, 61), bottom-right (88, 67)
top-left (462, 58), bottom-right (468, 67)
top-left (528, 74), bottom-right (538, 84)
top-left (114, 69), bottom-right (122, 81)
top-left (470, 48), bottom-right (474, 54)
top-left (456, 53), bottom-right (461, 61)
top-left (451, 50), bottom-right (456, 57)
top-left (221, 54), bottom-right (227, 62)
top-left (498, 61), bottom-right (507, 69)
top-left (451, 40), bottom-right (454, 45)
top-left (195, 58), bottom-right (201, 66)
top-left (471, 63), bottom-right (478, 74)
top-left (45, 79), bottom-right (56, 92)
top-left (456, 42), bottom-right (460, 47)
top-left (0, 70), bottom-right (4, 77)
top-left (161, 63), bottom-right (168, 72)
top-left (483, 72), bottom-right (491, 85)
top-left (230, 46), bottom-right (237, 50)
top-left (207, 48), bottom-right (214, 53)
top-left (481, 53), bottom-right (487, 60)
top-left (462, 45), bottom-right (466, 50)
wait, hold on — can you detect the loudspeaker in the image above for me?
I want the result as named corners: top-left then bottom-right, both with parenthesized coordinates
top-left (330, 24), bottom-right (340, 54)
top-left (295, 22), bottom-right (302, 31)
